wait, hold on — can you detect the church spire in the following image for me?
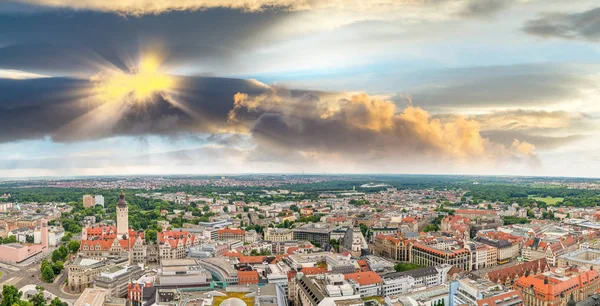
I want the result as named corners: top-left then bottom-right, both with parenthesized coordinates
top-left (567, 293), bottom-right (576, 306)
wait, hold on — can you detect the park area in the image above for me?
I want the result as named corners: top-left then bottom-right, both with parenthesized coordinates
top-left (528, 195), bottom-right (564, 205)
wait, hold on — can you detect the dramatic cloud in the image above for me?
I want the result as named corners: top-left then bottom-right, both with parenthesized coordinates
top-left (229, 89), bottom-right (538, 170)
top-left (5, 0), bottom-right (508, 17)
top-left (524, 7), bottom-right (600, 41)
top-left (0, 76), bottom-right (270, 142)
top-left (0, 9), bottom-right (288, 76)
top-left (437, 110), bottom-right (593, 151)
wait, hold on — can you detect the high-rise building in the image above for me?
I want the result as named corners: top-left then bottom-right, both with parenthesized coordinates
top-left (94, 195), bottom-right (105, 207)
top-left (116, 192), bottom-right (129, 237)
top-left (83, 195), bottom-right (94, 208)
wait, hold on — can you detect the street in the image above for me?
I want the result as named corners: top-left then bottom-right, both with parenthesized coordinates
top-left (0, 258), bottom-right (79, 305)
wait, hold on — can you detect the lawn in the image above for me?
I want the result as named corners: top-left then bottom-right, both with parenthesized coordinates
top-left (528, 195), bottom-right (564, 205)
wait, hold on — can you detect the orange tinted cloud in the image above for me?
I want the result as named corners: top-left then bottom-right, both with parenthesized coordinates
top-left (229, 89), bottom-right (537, 167)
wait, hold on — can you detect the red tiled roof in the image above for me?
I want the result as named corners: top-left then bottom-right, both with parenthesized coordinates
top-left (218, 228), bottom-right (245, 235)
top-left (345, 271), bottom-right (383, 286)
top-left (477, 290), bottom-right (523, 306)
top-left (239, 256), bottom-right (266, 264)
top-left (487, 258), bottom-right (548, 284)
top-left (300, 267), bottom-right (328, 275)
top-left (515, 269), bottom-right (600, 299)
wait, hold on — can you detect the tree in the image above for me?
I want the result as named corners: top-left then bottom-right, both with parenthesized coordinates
top-left (359, 224), bottom-right (368, 238)
top-left (223, 206), bottom-right (229, 212)
top-left (49, 298), bottom-right (67, 306)
top-left (68, 240), bottom-right (80, 253)
top-left (28, 287), bottom-right (47, 306)
top-left (1, 285), bottom-right (22, 306)
top-left (58, 245), bottom-right (69, 258)
top-left (67, 223), bottom-right (81, 234)
top-left (52, 261), bottom-right (64, 275)
top-left (423, 224), bottom-right (439, 232)
top-left (145, 229), bottom-right (157, 243)
top-left (4, 235), bottom-right (17, 244)
top-left (394, 263), bottom-right (423, 272)
top-left (51, 250), bottom-right (62, 263)
top-left (41, 260), bottom-right (55, 283)
top-left (26, 235), bottom-right (34, 243)
top-left (61, 233), bottom-right (73, 243)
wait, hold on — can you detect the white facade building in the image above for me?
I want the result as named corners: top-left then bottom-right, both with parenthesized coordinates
top-left (95, 195), bottom-right (105, 207)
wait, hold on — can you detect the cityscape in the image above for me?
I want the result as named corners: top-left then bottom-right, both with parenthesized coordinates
top-left (1, 175), bottom-right (600, 306)
top-left (2, 1), bottom-right (600, 306)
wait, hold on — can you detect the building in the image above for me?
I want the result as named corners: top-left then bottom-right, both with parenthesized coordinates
top-left (83, 195), bottom-right (95, 209)
top-left (95, 195), bottom-right (105, 208)
top-left (477, 237), bottom-right (519, 265)
top-left (340, 227), bottom-right (368, 257)
top-left (292, 273), bottom-right (363, 306)
top-left (264, 228), bottom-right (294, 242)
top-left (477, 290), bottom-right (525, 306)
top-left (453, 277), bottom-right (511, 305)
top-left (245, 230), bottom-right (258, 243)
top-left (0, 218), bottom-right (48, 263)
top-left (69, 257), bottom-right (129, 293)
top-left (293, 223), bottom-right (333, 247)
top-left (238, 270), bottom-right (259, 285)
top-left (218, 228), bottom-right (245, 241)
top-left (94, 264), bottom-right (144, 297)
top-left (558, 249), bottom-right (600, 271)
top-left (382, 264), bottom-right (452, 297)
top-left (158, 259), bottom-right (212, 287)
top-left (485, 258), bottom-right (549, 287)
top-left (411, 243), bottom-right (471, 271)
top-left (75, 288), bottom-right (107, 306)
top-left (157, 230), bottom-right (201, 260)
top-left (344, 271), bottom-right (383, 298)
top-left (454, 209), bottom-right (497, 220)
top-left (514, 267), bottom-right (600, 306)
top-left (576, 293), bottom-right (600, 306)
top-left (116, 192), bottom-right (129, 237)
top-left (79, 226), bottom-right (146, 264)
top-left (373, 235), bottom-right (411, 262)
top-left (127, 283), bottom-right (156, 306)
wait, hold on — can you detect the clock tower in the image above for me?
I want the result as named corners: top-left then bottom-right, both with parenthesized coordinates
top-left (116, 191), bottom-right (129, 238)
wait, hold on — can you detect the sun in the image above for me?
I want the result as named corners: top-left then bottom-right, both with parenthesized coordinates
top-left (91, 55), bottom-right (174, 103)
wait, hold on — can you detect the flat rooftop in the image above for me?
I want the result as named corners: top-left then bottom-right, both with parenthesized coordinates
top-left (1, 243), bottom-right (24, 249)
top-left (75, 288), bottom-right (106, 306)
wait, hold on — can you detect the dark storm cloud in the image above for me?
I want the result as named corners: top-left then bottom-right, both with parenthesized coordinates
top-left (523, 7), bottom-right (600, 41)
top-left (0, 9), bottom-right (289, 75)
top-left (0, 76), bottom-right (270, 143)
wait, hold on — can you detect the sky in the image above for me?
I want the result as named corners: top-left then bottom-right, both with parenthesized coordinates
top-left (0, 0), bottom-right (600, 178)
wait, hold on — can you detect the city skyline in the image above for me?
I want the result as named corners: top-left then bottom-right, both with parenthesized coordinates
top-left (1, 0), bottom-right (599, 177)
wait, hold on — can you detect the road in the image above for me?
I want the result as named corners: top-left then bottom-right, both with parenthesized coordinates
top-left (0, 256), bottom-right (79, 305)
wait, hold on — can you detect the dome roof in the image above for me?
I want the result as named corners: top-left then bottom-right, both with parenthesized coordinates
top-left (117, 192), bottom-right (127, 207)
top-left (218, 298), bottom-right (246, 306)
